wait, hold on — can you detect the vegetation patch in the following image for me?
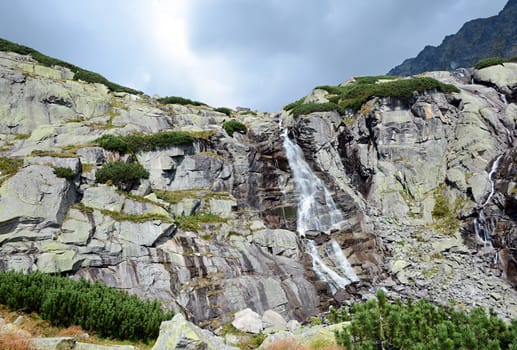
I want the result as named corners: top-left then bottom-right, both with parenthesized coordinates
top-left (335, 290), bottom-right (517, 349)
top-left (52, 166), bottom-right (76, 180)
top-left (215, 107), bottom-right (233, 116)
top-left (157, 96), bottom-right (207, 107)
top-left (284, 76), bottom-right (459, 116)
top-left (99, 208), bottom-right (171, 223)
top-left (0, 157), bottom-right (23, 185)
top-left (431, 185), bottom-right (461, 235)
top-left (95, 161), bottom-right (149, 190)
top-left (154, 189), bottom-right (231, 205)
top-left (95, 131), bottom-right (194, 154)
top-left (13, 133), bottom-right (31, 140)
top-left (475, 56), bottom-right (517, 70)
top-left (219, 323), bottom-right (266, 350)
top-left (283, 97), bottom-right (306, 112)
top-left (30, 149), bottom-right (78, 158)
top-left (290, 102), bottom-right (343, 117)
top-left (223, 120), bottom-right (247, 137)
top-left (0, 38), bottom-right (141, 95)
top-left (175, 211), bottom-right (227, 232)
top-left (0, 271), bottom-right (172, 343)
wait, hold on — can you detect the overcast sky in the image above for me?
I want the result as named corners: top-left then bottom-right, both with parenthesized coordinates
top-left (0, 0), bottom-right (508, 111)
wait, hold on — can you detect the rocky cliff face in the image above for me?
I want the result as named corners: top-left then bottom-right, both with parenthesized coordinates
top-left (0, 49), bottom-right (516, 327)
top-left (388, 0), bottom-right (517, 76)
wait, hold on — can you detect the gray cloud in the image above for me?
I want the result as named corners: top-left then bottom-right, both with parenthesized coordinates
top-left (0, 0), bottom-right (508, 111)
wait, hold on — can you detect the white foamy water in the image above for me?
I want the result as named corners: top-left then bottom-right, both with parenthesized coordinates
top-left (474, 154), bottom-right (503, 247)
top-left (281, 128), bottom-right (359, 292)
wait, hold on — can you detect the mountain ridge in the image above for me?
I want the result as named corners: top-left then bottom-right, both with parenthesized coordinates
top-left (388, 0), bottom-right (517, 76)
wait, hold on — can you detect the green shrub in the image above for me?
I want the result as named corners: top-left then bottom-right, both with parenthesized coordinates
top-left (53, 167), bottom-right (76, 180)
top-left (95, 131), bottom-right (194, 154)
top-left (157, 96), bottom-right (207, 106)
top-left (0, 271), bottom-right (172, 342)
top-left (95, 134), bottom-right (130, 153)
top-left (335, 290), bottom-right (517, 350)
top-left (95, 161), bottom-right (149, 190)
top-left (215, 107), bottom-right (233, 116)
top-left (475, 57), bottom-right (506, 70)
top-left (73, 69), bottom-right (141, 95)
top-left (283, 97), bottom-right (305, 111)
top-left (286, 76), bottom-right (459, 115)
top-left (290, 102), bottom-right (343, 117)
top-left (222, 120), bottom-right (247, 137)
top-left (0, 38), bottom-right (141, 95)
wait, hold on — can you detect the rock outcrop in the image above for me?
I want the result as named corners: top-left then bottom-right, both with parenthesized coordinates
top-left (0, 40), bottom-right (517, 337)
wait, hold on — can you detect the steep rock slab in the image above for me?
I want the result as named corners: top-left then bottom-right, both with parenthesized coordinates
top-left (158, 232), bottom-right (319, 325)
top-left (0, 165), bottom-right (77, 239)
top-left (0, 53), bottom-right (110, 134)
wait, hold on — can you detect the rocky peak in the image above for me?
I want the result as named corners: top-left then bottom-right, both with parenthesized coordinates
top-left (388, 0), bottom-right (517, 76)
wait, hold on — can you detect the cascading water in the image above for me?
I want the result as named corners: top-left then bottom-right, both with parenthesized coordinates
top-left (500, 93), bottom-right (508, 106)
top-left (474, 155), bottom-right (503, 248)
top-left (281, 127), bottom-right (359, 293)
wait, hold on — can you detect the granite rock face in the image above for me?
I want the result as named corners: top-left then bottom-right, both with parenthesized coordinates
top-left (0, 45), bottom-right (517, 336)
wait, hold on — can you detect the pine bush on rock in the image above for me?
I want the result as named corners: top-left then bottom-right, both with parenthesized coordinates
top-left (222, 120), bottom-right (247, 136)
top-left (335, 290), bottom-right (517, 350)
top-left (95, 161), bottom-right (149, 190)
top-left (285, 76), bottom-right (460, 116)
top-left (0, 271), bottom-right (172, 342)
top-left (95, 131), bottom-right (194, 154)
top-left (53, 167), bottom-right (76, 180)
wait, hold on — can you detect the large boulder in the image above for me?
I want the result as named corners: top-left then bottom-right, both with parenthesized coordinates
top-left (232, 308), bottom-right (263, 334)
top-left (152, 314), bottom-right (239, 350)
top-left (258, 321), bottom-right (350, 349)
top-left (30, 337), bottom-right (75, 350)
top-left (0, 165), bottom-right (77, 237)
top-left (473, 62), bottom-right (517, 96)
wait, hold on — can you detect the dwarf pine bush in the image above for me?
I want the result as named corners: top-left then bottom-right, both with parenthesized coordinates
top-left (53, 167), bottom-right (76, 180)
top-left (222, 120), bottom-right (247, 136)
top-left (0, 271), bottom-right (172, 342)
top-left (95, 131), bottom-right (194, 154)
top-left (335, 290), bottom-right (517, 350)
top-left (157, 95), bottom-right (207, 106)
top-left (95, 161), bottom-right (149, 190)
top-left (285, 76), bottom-right (460, 116)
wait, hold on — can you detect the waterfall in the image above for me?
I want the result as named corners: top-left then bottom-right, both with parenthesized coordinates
top-left (500, 93), bottom-right (508, 106)
top-left (474, 155), bottom-right (503, 247)
top-left (282, 130), bottom-right (344, 235)
top-left (482, 155), bottom-right (502, 207)
top-left (281, 128), bottom-right (359, 293)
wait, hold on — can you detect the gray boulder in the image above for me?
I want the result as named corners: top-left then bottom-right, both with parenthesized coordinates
top-left (74, 342), bottom-right (135, 350)
top-left (262, 309), bottom-right (287, 328)
top-left (24, 156), bottom-right (81, 175)
top-left (152, 314), bottom-right (239, 350)
top-left (232, 308), bottom-right (263, 334)
top-left (30, 337), bottom-right (75, 350)
top-left (0, 165), bottom-right (77, 236)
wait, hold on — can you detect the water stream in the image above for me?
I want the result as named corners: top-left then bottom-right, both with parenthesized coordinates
top-left (474, 155), bottom-right (503, 247)
top-left (281, 128), bottom-right (359, 293)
